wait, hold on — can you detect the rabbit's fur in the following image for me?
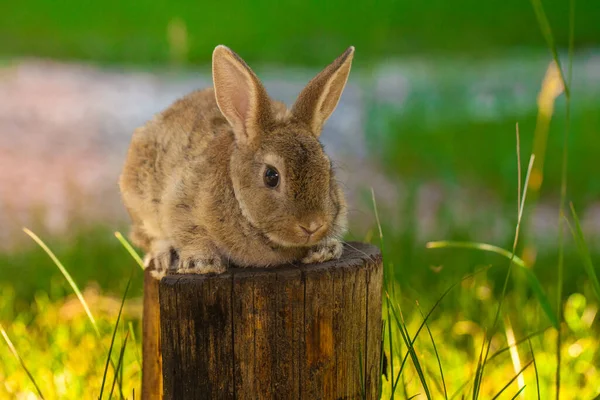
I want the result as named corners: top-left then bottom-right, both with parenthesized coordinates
top-left (119, 45), bottom-right (354, 277)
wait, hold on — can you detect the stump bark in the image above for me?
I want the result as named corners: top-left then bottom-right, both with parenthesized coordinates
top-left (145, 242), bottom-right (382, 399)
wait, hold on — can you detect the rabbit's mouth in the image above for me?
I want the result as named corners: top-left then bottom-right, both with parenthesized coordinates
top-left (263, 221), bottom-right (330, 248)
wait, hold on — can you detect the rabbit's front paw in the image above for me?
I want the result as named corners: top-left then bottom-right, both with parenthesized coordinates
top-left (176, 254), bottom-right (226, 275)
top-left (147, 247), bottom-right (178, 279)
top-left (302, 239), bottom-right (343, 264)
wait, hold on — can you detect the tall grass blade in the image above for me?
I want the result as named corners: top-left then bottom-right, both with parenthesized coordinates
top-left (472, 328), bottom-right (487, 400)
top-left (99, 275), bottom-right (132, 400)
top-left (370, 187), bottom-right (384, 246)
top-left (388, 299), bottom-right (431, 399)
top-left (426, 241), bottom-right (526, 267)
top-left (474, 153), bottom-right (535, 399)
top-left (23, 228), bottom-right (99, 336)
top-left (528, 339), bottom-right (541, 400)
top-left (530, 0), bottom-right (575, 397)
top-left (108, 331), bottom-right (130, 400)
top-left (521, 269), bottom-right (559, 328)
top-left (0, 324), bottom-right (46, 399)
top-left (119, 324), bottom-right (125, 400)
top-left (490, 360), bottom-right (533, 400)
top-left (371, 187), bottom-right (393, 299)
top-left (516, 122), bottom-right (522, 212)
top-left (504, 316), bottom-right (525, 397)
top-left (358, 345), bottom-right (365, 400)
top-left (529, 0), bottom-right (570, 96)
top-left (115, 231), bottom-right (144, 269)
top-left (378, 320), bottom-right (386, 399)
top-left (510, 386), bottom-right (527, 400)
top-left (449, 379), bottom-right (470, 400)
top-left (426, 240), bottom-right (557, 329)
top-left (417, 302), bottom-right (447, 399)
top-left (386, 296), bottom-right (395, 398)
top-left (407, 394), bottom-right (421, 400)
top-left (567, 204), bottom-right (600, 302)
top-left (488, 327), bottom-right (549, 361)
top-left (128, 322), bottom-right (142, 371)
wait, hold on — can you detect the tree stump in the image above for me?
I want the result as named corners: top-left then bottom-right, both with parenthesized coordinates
top-left (145, 242), bottom-right (382, 399)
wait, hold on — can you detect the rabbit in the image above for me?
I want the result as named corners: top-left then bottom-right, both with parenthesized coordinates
top-left (119, 45), bottom-right (354, 278)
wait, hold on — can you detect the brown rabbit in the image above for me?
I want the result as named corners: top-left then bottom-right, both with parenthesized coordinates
top-left (119, 45), bottom-right (354, 277)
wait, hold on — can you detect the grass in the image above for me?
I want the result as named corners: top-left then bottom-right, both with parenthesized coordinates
top-left (2, 0), bottom-right (600, 67)
top-left (567, 203), bottom-right (600, 302)
top-left (0, 323), bottom-right (45, 399)
top-left (1, 237), bottom-right (598, 397)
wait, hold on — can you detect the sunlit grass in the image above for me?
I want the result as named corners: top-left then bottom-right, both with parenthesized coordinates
top-left (114, 231), bottom-right (145, 270)
top-left (0, 254), bottom-right (598, 398)
top-left (22, 228), bottom-right (99, 336)
top-left (0, 323), bottom-right (45, 399)
top-left (567, 203), bottom-right (600, 302)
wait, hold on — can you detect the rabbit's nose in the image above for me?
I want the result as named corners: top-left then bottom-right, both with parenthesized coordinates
top-left (299, 221), bottom-right (324, 236)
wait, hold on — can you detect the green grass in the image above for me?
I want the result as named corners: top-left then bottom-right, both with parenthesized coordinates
top-left (374, 106), bottom-right (600, 209)
top-left (2, 0), bottom-right (600, 66)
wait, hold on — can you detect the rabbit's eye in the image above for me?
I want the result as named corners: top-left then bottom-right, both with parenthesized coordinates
top-left (264, 166), bottom-right (280, 188)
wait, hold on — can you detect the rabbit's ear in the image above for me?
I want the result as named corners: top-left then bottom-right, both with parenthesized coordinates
top-left (212, 45), bottom-right (273, 144)
top-left (291, 47), bottom-right (354, 136)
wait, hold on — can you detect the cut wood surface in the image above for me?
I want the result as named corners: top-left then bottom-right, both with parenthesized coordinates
top-left (154, 242), bottom-right (382, 399)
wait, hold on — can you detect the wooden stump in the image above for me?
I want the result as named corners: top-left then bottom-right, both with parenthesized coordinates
top-left (145, 242), bottom-right (382, 400)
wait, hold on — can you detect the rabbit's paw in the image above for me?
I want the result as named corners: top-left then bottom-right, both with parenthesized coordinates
top-left (147, 247), bottom-right (178, 279)
top-left (175, 254), bottom-right (226, 275)
top-left (302, 239), bottom-right (343, 264)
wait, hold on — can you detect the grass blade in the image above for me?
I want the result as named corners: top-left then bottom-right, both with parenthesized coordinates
top-left (488, 327), bottom-right (550, 362)
top-left (475, 154), bottom-right (535, 398)
top-left (567, 203), bottom-right (600, 302)
top-left (426, 240), bottom-right (557, 329)
top-left (521, 269), bottom-right (558, 328)
top-left (472, 328), bottom-right (487, 400)
top-left (529, 0), bottom-right (570, 96)
top-left (490, 360), bottom-right (533, 400)
top-left (388, 299), bottom-right (431, 399)
top-left (449, 379), bottom-right (470, 400)
top-left (426, 241), bottom-right (527, 267)
top-left (23, 228), bottom-right (99, 336)
top-left (108, 331), bottom-right (130, 400)
top-left (530, 0), bottom-right (575, 397)
top-left (0, 324), bottom-right (46, 399)
top-left (370, 187), bottom-right (384, 245)
top-left (510, 386), bottom-right (527, 400)
top-left (115, 231), bottom-right (144, 269)
top-left (528, 339), bottom-right (541, 400)
top-left (378, 320), bottom-right (386, 400)
top-left (99, 275), bottom-right (132, 400)
top-left (417, 302), bottom-right (447, 399)
top-left (516, 122), bottom-right (522, 212)
top-left (386, 296), bottom-right (394, 398)
top-left (504, 316), bottom-right (525, 397)
top-left (358, 345), bottom-right (365, 400)
top-left (128, 322), bottom-right (142, 371)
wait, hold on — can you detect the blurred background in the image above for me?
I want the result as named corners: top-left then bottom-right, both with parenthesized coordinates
top-left (1, 1), bottom-right (599, 398)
